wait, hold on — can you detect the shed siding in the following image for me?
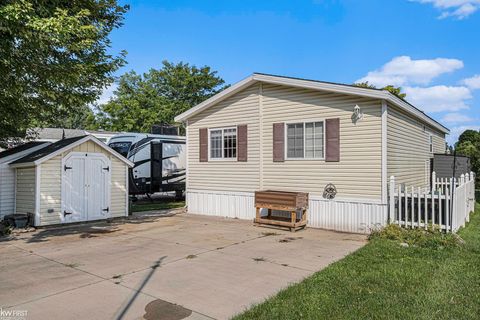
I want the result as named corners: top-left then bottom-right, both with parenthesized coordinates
top-left (187, 84), bottom-right (261, 192)
top-left (387, 105), bottom-right (446, 187)
top-left (187, 83), bottom-right (383, 200)
top-left (0, 165), bottom-right (16, 218)
top-left (38, 140), bottom-right (127, 225)
top-left (260, 84), bottom-right (382, 200)
top-left (15, 167), bottom-right (36, 215)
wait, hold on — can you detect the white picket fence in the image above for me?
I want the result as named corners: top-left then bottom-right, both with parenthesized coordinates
top-left (389, 172), bottom-right (476, 233)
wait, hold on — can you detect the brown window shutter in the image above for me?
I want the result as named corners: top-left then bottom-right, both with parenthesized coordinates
top-left (199, 128), bottom-right (208, 162)
top-left (326, 118), bottom-right (340, 162)
top-left (273, 123), bottom-right (285, 162)
top-left (237, 125), bottom-right (248, 162)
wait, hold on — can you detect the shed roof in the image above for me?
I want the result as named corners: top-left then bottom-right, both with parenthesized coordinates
top-left (0, 141), bottom-right (49, 160)
top-left (9, 135), bottom-right (134, 168)
top-left (174, 73), bottom-right (449, 134)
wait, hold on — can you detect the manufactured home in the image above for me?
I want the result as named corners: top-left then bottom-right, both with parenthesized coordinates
top-left (174, 73), bottom-right (449, 233)
top-left (8, 136), bottom-right (133, 226)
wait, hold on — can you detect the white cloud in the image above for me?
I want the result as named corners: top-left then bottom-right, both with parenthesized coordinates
top-left (96, 84), bottom-right (118, 105)
top-left (462, 75), bottom-right (480, 90)
top-left (412, 0), bottom-right (480, 19)
top-left (447, 124), bottom-right (480, 145)
top-left (356, 56), bottom-right (463, 88)
top-left (441, 112), bottom-right (475, 123)
top-left (404, 85), bottom-right (472, 112)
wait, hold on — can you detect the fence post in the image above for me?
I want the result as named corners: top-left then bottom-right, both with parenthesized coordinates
top-left (389, 176), bottom-right (395, 224)
top-left (432, 171), bottom-right (437, 191)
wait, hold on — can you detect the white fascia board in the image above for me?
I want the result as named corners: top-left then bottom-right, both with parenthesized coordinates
top-left (386, 94), bottom-right (449, 134)
top-left (174, 75), bottom-right (256, 122)
top-left (174, 73), bottom-right (449, 134)
top-left (253, 73), bottom-right (389, 100)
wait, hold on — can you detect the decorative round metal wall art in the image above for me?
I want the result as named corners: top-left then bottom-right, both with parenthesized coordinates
top-left (323, 183), bottom-right (337, 199)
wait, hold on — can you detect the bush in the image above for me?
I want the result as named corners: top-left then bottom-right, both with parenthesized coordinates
top-left (369, 224), bottom-right (462, 249)
top-left (0, 221), bottom-right (12, 236)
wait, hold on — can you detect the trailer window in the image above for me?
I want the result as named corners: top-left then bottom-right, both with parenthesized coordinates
top-left (286, 121), bottom-right (324, 159)
top-left (209, 127), bottom-right (237, 160)
top-left (109, 142), bottom-right (132, 157)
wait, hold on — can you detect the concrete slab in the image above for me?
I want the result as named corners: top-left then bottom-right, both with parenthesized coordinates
top-left (0, 213), bottom-right (366, 319)
top-left (119, 250), bottom-right (312, 319)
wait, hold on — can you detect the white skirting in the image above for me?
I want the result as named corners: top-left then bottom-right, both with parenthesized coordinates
top-left (186, 190), bottom-right (388, 234)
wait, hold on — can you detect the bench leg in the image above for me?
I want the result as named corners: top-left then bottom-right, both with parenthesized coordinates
top-left (267, 208), bottom-right (272, 218)
top-left (255, 207), bottom-right (260, 222)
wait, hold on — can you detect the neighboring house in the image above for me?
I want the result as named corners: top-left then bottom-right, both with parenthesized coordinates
top-left (28, 127), bottom-right (121, 143)
top-left (0, 142), bottom-right (51, 219)
top-left (8, 136), bottom-right (133, 226)
top-left (174, 73), bottom-right (449, 233)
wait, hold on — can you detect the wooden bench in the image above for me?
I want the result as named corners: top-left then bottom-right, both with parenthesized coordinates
top-left (254, 190), bottom-right (308, 232)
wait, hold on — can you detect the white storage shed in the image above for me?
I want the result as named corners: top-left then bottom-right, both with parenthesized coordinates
top-left (0, 142), bottom-right (51, 220)
top-left (9, 136), bottom-right (134, 226)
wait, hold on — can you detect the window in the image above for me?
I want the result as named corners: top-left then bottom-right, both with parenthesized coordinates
top-left (108, 142), bottom-right (132, 158)
top-left (286, 121), bottom-right (324, 159)
top-left (209, 127), bottom-right (237, 159)
top-left (429, 134), bottom-right (433, 153)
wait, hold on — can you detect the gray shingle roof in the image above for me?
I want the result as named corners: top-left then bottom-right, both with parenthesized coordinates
top-left (10, 136), bottom-right (87, 165)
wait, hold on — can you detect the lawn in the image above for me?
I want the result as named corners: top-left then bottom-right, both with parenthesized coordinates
top-left (131, 200), bottom-right (185, 212)
top-left (234, 197), bottom-right (480, 320)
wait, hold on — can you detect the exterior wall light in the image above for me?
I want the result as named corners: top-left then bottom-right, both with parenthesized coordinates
top-left (352, 104), bottom-right (363, 124)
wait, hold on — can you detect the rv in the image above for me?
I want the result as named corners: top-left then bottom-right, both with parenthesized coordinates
top-left (108, 133), bottom-right (186, 198)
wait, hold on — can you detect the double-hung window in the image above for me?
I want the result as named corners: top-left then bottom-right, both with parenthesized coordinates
top-left (286, 121), bottom-right (324, 159)
top-left (209, 127), bottom-right (237, 159)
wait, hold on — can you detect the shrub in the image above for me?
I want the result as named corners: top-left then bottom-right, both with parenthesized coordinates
top-left (369, 224), bottom-right (462, 249)
top-left (0, 221), bottom-right (12, 237)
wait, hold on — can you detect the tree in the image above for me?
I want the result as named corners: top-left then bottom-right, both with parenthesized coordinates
top-left (95, 61), bottom-right (227, 132)
top-left (0, 0), bottom-right (128, 143)
top-left (353, 81), bottom-right (407, 99)
top-left (455, 129), bottom-right (480, 182)
top-left (456, 129), bottom-right (480, 147)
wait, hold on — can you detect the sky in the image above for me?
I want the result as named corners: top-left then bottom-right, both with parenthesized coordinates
top-left (101, 0), bottom-right (480, 145)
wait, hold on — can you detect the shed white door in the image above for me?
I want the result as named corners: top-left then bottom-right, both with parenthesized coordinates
top-left (62, 153), bottom-right (111, 223)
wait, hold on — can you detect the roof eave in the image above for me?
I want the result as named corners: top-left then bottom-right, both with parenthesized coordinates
top-left (174, 73), bottom-right (449, 135)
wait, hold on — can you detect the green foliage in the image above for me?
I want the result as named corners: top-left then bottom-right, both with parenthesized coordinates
top-left (455, 129), bottom-right (480, 182)
top-left (93, 61), bottom-right (227, 132)
top-left (353, 81), bottom-right (407, 99)
top-left (131, 200), bottom-right (185, 212)
top-left (369, 224), bottom-right (462, 249)
top-left (0, 221), bottom-right (12, 236)
top-left (0, 0), bottom-right (128, 142)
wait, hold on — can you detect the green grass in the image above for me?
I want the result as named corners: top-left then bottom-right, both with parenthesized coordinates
top-left (234, 201), bottom-right (480, 320)
top-left (131, 200), bottom-right (185, 212)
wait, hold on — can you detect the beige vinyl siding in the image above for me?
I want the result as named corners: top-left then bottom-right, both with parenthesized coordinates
top-left (15, 167), bottom-right (36, 214)
top-left (187, 82), bottom-right (383, 200)
top-left (0, 164), bottom-right (16, 218)
top-left (387, 104), bottom-right (446, 187)
top-left (110, 156), bottom-right (127, 218)
top-left (38, 140), bottom-right (127, 225)
top-left (261, 84), bottom-right (382, 200)
top-left (187, 83), bottom-right (261, 192)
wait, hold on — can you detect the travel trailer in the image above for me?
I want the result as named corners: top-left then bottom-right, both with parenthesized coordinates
top-left (108, 132), bottom-right (186, 198)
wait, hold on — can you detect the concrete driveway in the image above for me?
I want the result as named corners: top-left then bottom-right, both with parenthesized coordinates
top-left (0, 211), bottom-right (366, 320)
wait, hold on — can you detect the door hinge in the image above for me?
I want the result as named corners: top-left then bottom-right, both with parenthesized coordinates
top-left (103, 166), bottom-right (110, 172)
top-left (102, 207), bottom-right (109, 213)
top-left (64, 165), bottom-right (73, 171)
top-left (63, 210), bottom-right (73, 216)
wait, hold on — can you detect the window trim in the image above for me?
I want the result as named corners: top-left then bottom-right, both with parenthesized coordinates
top-left (284, 119), bottom-right (326, 161)
top-left (208, 126), bottom-right (238, 161)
